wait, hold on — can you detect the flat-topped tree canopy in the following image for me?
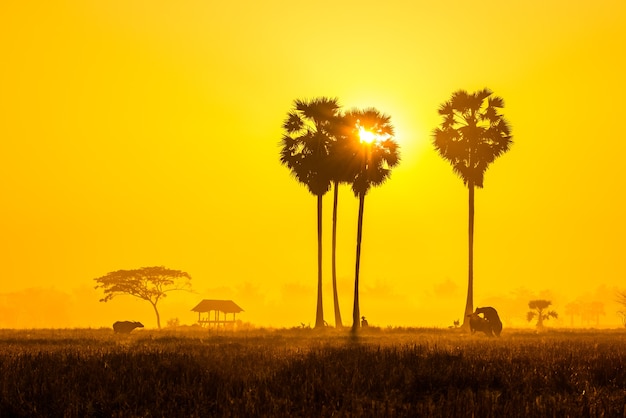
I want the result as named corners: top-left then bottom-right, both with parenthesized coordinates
top-left (191, 299), bottom-right (244, 314)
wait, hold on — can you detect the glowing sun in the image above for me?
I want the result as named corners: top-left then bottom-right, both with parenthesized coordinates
top-left (358, 126), bottom-right (378, 144)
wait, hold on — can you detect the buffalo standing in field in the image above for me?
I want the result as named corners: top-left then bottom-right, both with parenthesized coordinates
top-left (475, 306), bottom-right (503, 336)
top-left (467, 313), bottom-right (494, 336)
top-left (113, 321), bottom-right (144, 334)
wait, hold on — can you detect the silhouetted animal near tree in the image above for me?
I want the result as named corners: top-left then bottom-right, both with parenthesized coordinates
top-left (527, 299), bottom-right (558, 329)
top-left (280, 97), bottom-right (341, 328)
top-left (113, 321), bottom-right (144, 334)
top-left (467, 313), bottom-right (493, 336)
top-left (474, 306), bottom-right (503, 336)
top-left (433, 89), bottom-right (513, 331)
top-left (94, 266), bottom-right (192, 329)
top-left (342, 108), bottom-right (400, 332)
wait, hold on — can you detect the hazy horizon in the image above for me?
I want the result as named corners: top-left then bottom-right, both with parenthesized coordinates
top-left (0, 281), bottom-right (622, 330)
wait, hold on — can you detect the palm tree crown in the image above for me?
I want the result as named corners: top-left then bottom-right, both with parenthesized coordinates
top-left (280, 97), bottom-right (342, 196)
top-left (433, 88), bottom-right (512, 188)
top-left (343, 108), bottom-right (400, 196)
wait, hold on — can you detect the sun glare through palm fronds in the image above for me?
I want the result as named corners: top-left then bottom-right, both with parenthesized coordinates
top-left (358, 126), bottom-right (390, 144)
top-left (358, 126), bottom-right (377, 144)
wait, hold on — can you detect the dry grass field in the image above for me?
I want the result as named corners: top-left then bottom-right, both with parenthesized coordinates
top-left (1, 327), bottom-right (625, 417)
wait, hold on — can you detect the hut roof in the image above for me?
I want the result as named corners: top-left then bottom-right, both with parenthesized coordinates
top-left (191, 299), bottom-right (244, 314)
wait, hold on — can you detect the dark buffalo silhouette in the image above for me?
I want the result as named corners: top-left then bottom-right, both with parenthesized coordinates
top-left (467, 313), bottom-right (493, 336)
top-left (475, 306), bottom-right (503, 336)
top-left (113, 321), bottom-right (144, 334)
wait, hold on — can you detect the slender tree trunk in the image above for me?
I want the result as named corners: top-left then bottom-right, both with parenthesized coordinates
top-left (331, 181), bottom-right (343, 328)
top-left (151, 301), bottom-right (161, 329)
top-left (463, 182), bottom-right (475, 330)
top-left (315, 194), bottom-right (325, 328)
top-left (537, 309), bottom-right (544, 328)
top-left (352, 192), bottom-right (366, 333)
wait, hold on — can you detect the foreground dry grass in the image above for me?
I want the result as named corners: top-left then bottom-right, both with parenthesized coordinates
top-left (1, 327), bottom-right (625, 417)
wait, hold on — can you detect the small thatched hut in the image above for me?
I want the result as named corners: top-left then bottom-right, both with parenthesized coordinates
top-left (191, 299), bottom-right (244, 328)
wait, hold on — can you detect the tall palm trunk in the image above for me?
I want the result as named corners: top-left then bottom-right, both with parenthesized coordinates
top-left (315, 194), bottom-right (325, 328)
top-left (463, 182), bottom-right (475, 329)
top-left (537, 308), bottom-right (544, 328)
top-left (352, 192), bottom-right (365, 332)
top-left (331, 180), bottom-right (343, 328)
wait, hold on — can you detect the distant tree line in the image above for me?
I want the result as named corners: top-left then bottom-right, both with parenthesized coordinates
top-left (564, 300), bottom-right (606, 327)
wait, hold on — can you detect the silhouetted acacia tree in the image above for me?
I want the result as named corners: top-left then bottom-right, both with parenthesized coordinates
top-left (432, 89), bottom-right (512, 330)
top-left (280, 97), bottom-right (340, 328)
top-left (94, 266), bottom-right (192, 329)
top-left (527, 299), bottom-right (558, 329)
top-left (343, 108), bottom-right (400, 332)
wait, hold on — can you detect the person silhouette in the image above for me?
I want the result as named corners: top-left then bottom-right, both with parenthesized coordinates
top-left (361, 316), bottom-right (369, 327)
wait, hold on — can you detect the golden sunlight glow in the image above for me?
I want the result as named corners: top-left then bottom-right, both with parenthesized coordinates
top-left (0, 1), bottom-right (624, 330)
top-left (358, 126), bottom-right (391, 144)
top-left (358, 126), bottom-right (377, 144)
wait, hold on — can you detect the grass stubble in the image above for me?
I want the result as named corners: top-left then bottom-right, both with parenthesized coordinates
top-left (0, 327), bottom-right (625, 417)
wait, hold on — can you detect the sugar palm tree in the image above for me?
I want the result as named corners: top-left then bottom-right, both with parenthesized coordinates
top-left (587, 301), bottom-right (605, 326)
top-left (432, 88), bottom-right (512, 329)
top-left (343, 108), bottom-right (400, 332)
top-left (280, 97), bottom-right (341, 328)
top-left (527, 299), bottom-right (558, 329)
top-left (564, 301), bottom-right (582, 327)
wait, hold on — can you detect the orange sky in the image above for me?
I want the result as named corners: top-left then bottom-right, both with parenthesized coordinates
top-left (1, 1), bottom-right (625, 329)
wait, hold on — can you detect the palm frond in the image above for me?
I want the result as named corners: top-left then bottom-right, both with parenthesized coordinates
top-left (296, 97), bottom-right (341, 123)
top-left (488, 95), bottom-right (505, 108)
top-left (476, 88), bottom-right (493, 103)
top-left (438, 101), bottom-right (454, 116)
top-left (432, 88), bottom-right (512, 187)
top-left (529, 300), bottom-right (552, 310)
top-left (283, 112), bottom-right (303, 133)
